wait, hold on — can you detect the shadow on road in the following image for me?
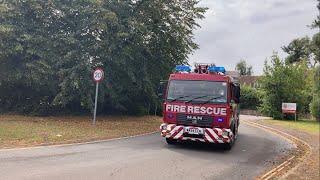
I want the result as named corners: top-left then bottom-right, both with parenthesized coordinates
top-left (163, 132), bottom-right (281, 156)
top-left (165, 140), bottom-right (236, 154)
top-left (168, 141), bottom-right (228, 153)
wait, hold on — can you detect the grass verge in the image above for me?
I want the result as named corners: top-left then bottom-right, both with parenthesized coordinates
top-left (254, 118), bottom-right (319, 180)
top-left (0, 115), bottom-right (162, 149)
top-left (261, 119), bottom-right (319, 135)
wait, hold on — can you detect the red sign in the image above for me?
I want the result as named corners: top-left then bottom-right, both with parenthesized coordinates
top-left (165, 104), bottom-right (227, 116)
top-left (282, 103), bottom-right (296, 114)
top-left (93, 68), bottom-right (104, 82)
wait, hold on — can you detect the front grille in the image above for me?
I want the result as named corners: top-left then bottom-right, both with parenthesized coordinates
top-left (183, 133), bottom-right (204, 138)
top-left (176, 114), bottom-right (213, 127)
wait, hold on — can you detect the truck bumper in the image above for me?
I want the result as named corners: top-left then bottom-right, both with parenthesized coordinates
top-left (160, 123), bottom-right (234, 143)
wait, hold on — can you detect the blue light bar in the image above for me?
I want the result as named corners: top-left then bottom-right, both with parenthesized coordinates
top-left (175, 65), bottom-right (191, 72)
top-left (208, 66), bottom-right (226, 73)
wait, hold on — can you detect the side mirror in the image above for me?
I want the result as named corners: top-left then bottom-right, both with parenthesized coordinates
top-left (157, 80), bottom-right (168, 99)
top-left (235, 86), bottom-right (240, 103)
top-left (232, 84), bottom-right (240, 103)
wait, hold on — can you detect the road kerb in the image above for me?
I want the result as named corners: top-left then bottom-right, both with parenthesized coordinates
top-left (243, 120), bottom-right (311, 180)
top-left (0, 131), bottom-right (159, 152)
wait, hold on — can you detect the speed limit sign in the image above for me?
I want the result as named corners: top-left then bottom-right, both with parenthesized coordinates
top-left (93, 68), bottom-right (104, 82)
top-left (92, 68), bottom-right (104, 125)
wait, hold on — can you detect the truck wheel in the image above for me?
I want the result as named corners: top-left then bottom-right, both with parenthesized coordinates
top-left (166, 138), bottom-right (177, 145)
top-left (223, 141), bottom-right (234, 150)
top-left (234, 123), bottom-right (239, 140)
top-left (223, 126), bottom-right (235, 150)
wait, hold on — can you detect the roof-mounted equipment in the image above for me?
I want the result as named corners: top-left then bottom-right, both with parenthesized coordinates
top-left (208, 66), bottom-right (226, 74)
top-left (175, 65), bottom-right (191, 73)
top-left (194, 63), bottom-right (215, 74)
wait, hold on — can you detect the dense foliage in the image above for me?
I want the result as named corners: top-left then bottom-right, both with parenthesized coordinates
top-left (282, 37), bottom-right (313, 65)
top-left (259, 1), bottom-right (319, 120)
top-left (240, 85), bottom-right (262, 110)
top-left (235, 60), bottom-right (253, 76)
top-left (282, 33), bottom-right (320, 67)
top-left (309, 0), bottom-right (320, 121)
top-left (259, 54), bottom-right (313, 119)
top-left (310, 66), bottom-right (320, 121)
top-left (0, 0), bottom-right (206, 115)
top-left (312, 0), bottom-right (320, 28)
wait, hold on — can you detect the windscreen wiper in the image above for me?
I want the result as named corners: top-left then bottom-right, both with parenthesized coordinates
top-left (185, 95), bottom-right (210, 103)
top-left (200, 95), bottom-right (225, 104)
top-left (167, 95), bottom-right (191, 102)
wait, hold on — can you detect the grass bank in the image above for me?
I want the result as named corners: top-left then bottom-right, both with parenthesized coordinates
top-left (256, 118), bottom-right (319, 179)
top-left (262, 119), bottom-right (319, 135)
top-left (0, 115), bottom-right (162, 149)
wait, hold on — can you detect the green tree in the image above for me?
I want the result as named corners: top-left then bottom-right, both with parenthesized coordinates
top-left (310, 66), bottom-right (320, 121)
top-left (312, 0), bottom-right (320, 28)
top-left (240, 85), bottom-right (262, 110)
top-left (309, 1), bottom-right (320, 121)
top-left (259, 53), bottom-right (312, 119)
top-left (235, 60), bottom-right (253, 76)
top-left (0, 0), bottom-right (206, 115)
top-left (282, 37), bottom-right (312, 65)
top-left (282, 33), bottom-right (320, 67)
top-left (311, 33), bottom-right (320, 66)
top-left (0, 1), bottom-right (60, 114)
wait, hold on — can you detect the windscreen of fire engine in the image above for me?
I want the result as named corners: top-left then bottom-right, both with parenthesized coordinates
top-left (166, 80), bottom-right (227, 103)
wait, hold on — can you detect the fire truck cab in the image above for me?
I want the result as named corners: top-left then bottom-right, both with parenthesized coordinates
top-left (158, 64), bottom-right (240, 149)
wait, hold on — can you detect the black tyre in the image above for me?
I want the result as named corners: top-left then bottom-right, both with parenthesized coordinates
top-left (223, 126), bottom-right (236, 150)
top-left (166, 138), bottom-right (177, 145)
top-left (223, 141), bottom-right (233, 150)
top-left (234, 123), bottom-right (239, 140)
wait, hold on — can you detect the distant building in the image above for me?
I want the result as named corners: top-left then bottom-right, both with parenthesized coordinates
top-left (239, 76), bottom-right (261, 88)
top-left (226, 71), bottom-right (240, 84)
top-left (226, 71), bottom-right (261, 88)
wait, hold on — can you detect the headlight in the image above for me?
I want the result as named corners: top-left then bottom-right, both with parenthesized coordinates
top-left (167, 113), bottom-right (174, 119)
top-left (161, 124), bottom-right (167, 131)
top-left (222, 131), bottom-right (229, 137)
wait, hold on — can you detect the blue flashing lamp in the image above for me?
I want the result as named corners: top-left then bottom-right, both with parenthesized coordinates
top-left (175, 65), bottom-right (191, 72)
top-left (208, 66), bottom-right (226, 73)
top-left (217, 117), bottom-right (224, 122)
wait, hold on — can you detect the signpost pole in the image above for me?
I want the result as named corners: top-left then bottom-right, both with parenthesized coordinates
top-left (92, 68), bottom-right (104, 125)
top-left (93, 82), bottom-right (99, 125)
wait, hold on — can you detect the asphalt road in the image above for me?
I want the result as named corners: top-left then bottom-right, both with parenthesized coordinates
top-left (0, 117), bottom-right (294, 180)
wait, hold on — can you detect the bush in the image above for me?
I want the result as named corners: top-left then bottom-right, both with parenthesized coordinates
top-left (310, 66), bottom-right (320, 121)
top-left (259, 54), bottom-right (312, 119)
top-left (310, 96), bottom-right (320, 121)
top-left (240, 85), bottom-right (262, 110)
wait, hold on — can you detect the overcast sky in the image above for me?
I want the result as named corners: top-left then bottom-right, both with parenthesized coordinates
top-left (188, 0), bottom-right (319, 75)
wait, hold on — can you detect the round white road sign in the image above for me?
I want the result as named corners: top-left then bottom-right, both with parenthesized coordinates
top-left (93, 68), bottom-right (104, 82)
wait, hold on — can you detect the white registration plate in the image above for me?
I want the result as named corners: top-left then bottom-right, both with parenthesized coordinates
top-left (185, 127), bottom-right (204, 135)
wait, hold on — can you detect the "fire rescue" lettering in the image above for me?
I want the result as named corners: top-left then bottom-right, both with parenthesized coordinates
top-left (166, 104), bottom-right (227, 115)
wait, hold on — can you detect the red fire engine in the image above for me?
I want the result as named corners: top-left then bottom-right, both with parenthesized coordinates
top-left (158, 64), bottom-right (240, 149)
